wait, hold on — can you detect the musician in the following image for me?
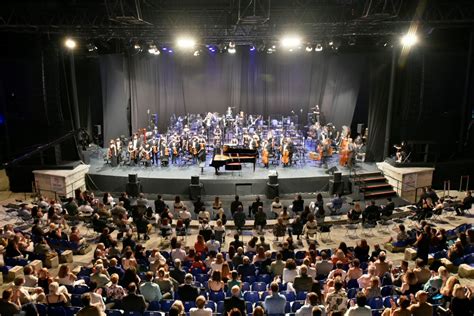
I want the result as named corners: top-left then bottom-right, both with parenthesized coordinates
top-left (128, 141), bottom-right (138, 165)
top-left (261, 140), bottom-right (270, 169)
top-left (243, 129), bottom-right (251, 147)
top-left (213, 126), bottom-right (222, 146)
top-left (249, 134), bottom-right (259, 150)
top-left (281, 139), bottom-right (291, 167)
top-left (394, 141), bottom-right (409, 162)
top-left (108, 140), bottom-right (118, 167)
top-left (197, 139), bottom-right (207, 173)
top-left (141, 143), bottom-right (152, 167)
top-left (169, 136), bottom-right (180, 164)
top-left (132, 133), bottom-right (140, 152)
top-left (320, 139), bottom-right (331, 168)
top-left (115, 137), bottom-right (122, 165)
top-left (346, 138), bottom-right (355, 168)
top-left (151, 140), bottom-right (160, 165)
top-left (160, 142), bottom-right (170, 167)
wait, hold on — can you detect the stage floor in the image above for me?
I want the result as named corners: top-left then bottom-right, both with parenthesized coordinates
top-left (86, 149), bottom-right (380, 196)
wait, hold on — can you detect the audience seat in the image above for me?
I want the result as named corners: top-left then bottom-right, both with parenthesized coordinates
top-left (256, 274), bottom-right (272, 284)
top-left (148, 301), bottom-right (161, 311)
top-left (159, 300), bottom-right (174, 312)
top-left (296, 291), bottom-right (307, 301)
top-left (368, 297), bottom-right (384, 310)
top-left (243, 291), bottom-right (260, 303)
top-left (252, 282), bottom-right (267, 292)
top-left (106, 310), bottom-right (124, 316)
top-left (209, 291), bottom-right (225, 302)
top-left (281, 291), bottom-right (296, 302)
top-left (292, 301), bottom-right (304, 312)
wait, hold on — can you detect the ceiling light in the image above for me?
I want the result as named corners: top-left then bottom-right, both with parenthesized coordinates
top-left (250, 45), bottom-right (256, 51)
top-left (193, 50), bottom-right (200, 56)
top-left (281, 36), bottom-right (302, 48)
top-left (64, 38), bottom-right (76, 49)
top-left (315, 44), bottom-right (323, 52)
top-left (87, 43), bottom-right (98, 52)
top-left (176, 37), bottom-right (196, 49)
top-left (305, 45), bottom-right (313, 52)
top-left (228, 47), bottom-right (236, 54)
top-left (148, 44), bottom-right (160, 55)
top-left (401, 33), bottom-right (418, 47)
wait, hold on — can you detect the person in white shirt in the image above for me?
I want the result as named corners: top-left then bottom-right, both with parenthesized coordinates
top-left (296, 292), bottom-right (327, 316)
top-left (282, 259), bottom-right (299, 284)
top-left (23, 266), bottom-right (38, 288)
top-left (357, 265), bottom-right (377, 289)
top-left (171, 242), bottom-right (187, 262)
top-left (299, 259), bottom-right (317, 280)
top-left (327, 261), bottom-right (347, 280)
top-left (189, 295), bottom-right (213, 316)
top-left (271, 197), bottom-right (283, 218)
top-left (210, 253), bottom-right (225, 272)
top-left (179, 207), bottom-right (192, 229)
top-left (206, 235), bottom-right (221, 253)
top-left (344, 292), bottom-right (371, 316)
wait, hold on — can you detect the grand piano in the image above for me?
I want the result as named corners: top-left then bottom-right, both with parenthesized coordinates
top-left (210, 145), bottom-right (258, 174)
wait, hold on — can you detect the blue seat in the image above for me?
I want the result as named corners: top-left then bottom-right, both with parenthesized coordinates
top-left (144, 312), bottom-right (164, 316)
top-left (296, 291), bottom-right (307, 301)
top-left (252, 282), bottom-right (267, 292)
top-left (281, 291), bottom-right (296, 302)
top-left (244, 252), bottom-right (256, 260)
top-left (381, 285), bottom-right (393, 297)
top-left (285, 301), bottom-right (292, 313)
top-left (125, 312), bottom-right (143, 316)
top-left (347, 279), bottom-right (359, 289)
top-left (66, 306), bottom-right (82, 316)
top-left (256, 274), bottom-right (272, 284)
top-left (246, 302), bottom-right (253, 314)
top-left (464, 253), bottom-right (474, 264)
top-left (71, 294), bottom-right (83, 307)
top-left (159, 300), bottom-right (174, 312)
top-left (244, 291), bottom-right (260, 303)
top-left (278, 283), bottom-right (287, 291)
top-left (196, 273), bottom-right (209, 284)
top-left (72, 284), bottom-right (90, 294)
top-left (191, 268), bottom-right (204, 276)
top-left (368, 297), bottom-right (384, 310)
top-left (242, 282), bottom-right (251, 292)
top-left (383, 296), bottom-right (398, 308)
top-left (292, 301), bottom-right (304, 312)
top-left (372, 311), bottom-right (382, 316)
top-left (106, 310), bottom-right (124, 316)
top-left (206, 301), bottom-right (217, 312)
top-left (148, 301), bottom-right (161, 311)
top-left (209, 291), bottom-right (225, 302)
top-left (295, 251), bottom-right (306, 260)
top-left (184, 301), bottom-right (196, 312)
top-left (347, 288), bottom-right (359, 299)
top-left (48, 306), bottom-right (67, 316)
top-left (244, 276), bottom-right (256, 284)
top-left (217, 301), bottom-right (225, 313)
top-left (35, 304), bottom-right (48, 316)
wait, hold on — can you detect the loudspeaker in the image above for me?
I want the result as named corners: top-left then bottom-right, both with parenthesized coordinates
top-left (329, 179), bottom-right (344, 195)
top-left (357, 123), bottom-right (364, 134)
top-left (189, 184), bottom-right (203, 200)
top-left (269, 175), bottom-right (278, 185)
top-left (325, 166), bottom-right (338, 175)
top-left (191, 176), bottom-right (200, 185)
top-left (266, 184), bottom-right (279, 199)
top-left (333, 172), bottom-right (342, 183)
top-left (126, 182), bottom-right (141, 197)
top-left (128, 174), bottom-right (138, 183)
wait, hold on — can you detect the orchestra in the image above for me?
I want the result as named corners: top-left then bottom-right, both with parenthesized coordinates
top-left (104, 106), bottom-right (368, 171)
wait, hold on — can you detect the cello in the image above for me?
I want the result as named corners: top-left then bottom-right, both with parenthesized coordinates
top-left (281, 144), bottom-right (290, 166)
top-left (262, 144), bottom-right (269, 168)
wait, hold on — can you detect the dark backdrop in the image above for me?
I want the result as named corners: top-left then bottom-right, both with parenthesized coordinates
top-left (101, 51), bottom-right (366, 142)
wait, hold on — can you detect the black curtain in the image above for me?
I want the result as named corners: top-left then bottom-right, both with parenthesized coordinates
top-left (100, 51), bottom-right (365, 137)
top-left (366, 53), bottom-right (391, 162)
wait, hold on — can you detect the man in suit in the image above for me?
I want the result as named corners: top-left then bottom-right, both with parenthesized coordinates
top-left (293, 265), bottom-right (314, 292)
top-left (170, 259), bottom-right (186, 285)
top-left (121, 283), bottom-right (147, 314)
top-left (177, 274), bottom-right (200, 302)
top-left (224, 285), bottom-right (246, 316)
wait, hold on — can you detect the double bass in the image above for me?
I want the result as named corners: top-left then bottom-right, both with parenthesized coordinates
top-left (261, 143), bottom-right (269, 168)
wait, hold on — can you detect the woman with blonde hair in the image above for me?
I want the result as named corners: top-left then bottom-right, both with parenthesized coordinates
top-left (440, 276), bottom-right (460, 298)
top-left (56, 264), bottom-right (85, 286)
top-left (45, 282), bottom-right (69, 307)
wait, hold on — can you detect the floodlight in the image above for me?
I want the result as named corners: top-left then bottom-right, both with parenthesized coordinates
top-left (315, 44), bottom-right (323, 52)
top-left (65, 38), bottom-right (76, 49)
top-left (305, 45), bottom-right (313, 52)
top-left (177, 37), bottom-right (196, 49)
top-left (281, 36), bottom-right (302, 48)
top-left (401, 33), bottom-right (417, 47)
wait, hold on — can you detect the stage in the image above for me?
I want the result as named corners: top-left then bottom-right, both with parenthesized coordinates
top-left (86, 148), bottom-right (381, 196)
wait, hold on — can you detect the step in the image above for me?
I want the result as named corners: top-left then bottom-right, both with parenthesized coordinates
top-left (360, 176), bottom-right (386, 183)
top-left (360, 183), bottom-right (392, 191)
top-left (364, 190), bottom-right (397, 198)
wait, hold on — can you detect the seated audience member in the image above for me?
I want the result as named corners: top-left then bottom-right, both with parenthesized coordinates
top-left (271, 252), bottom-right (286, 276)
top-left (45, 282), bottom-right (68, 307)
top-left (77, 293), bottom-right (105, 316)
top-left (413, 258), bottom-right (431, 285)
top-left (177, 274), bottom-right (199, 302)
top-left (23, 265), bottom-right (38, 287)
top-left (328, 261), bottom-right (347, 280)
top-left (254, 207), bottom-right (267, 233)
top-left (326, 194), bottom-right (343, 214)
top-left (237, 256), bottom-right (255, 280)
top-left (264, 282), bottom-right (287, 315)
top-left (190, 295), bottom-right (213, 316)
top-left (407, 290), bottom-right (433, 316)
top-left (316, 251), bottom-right (333, 278)
top-left (224, 286), bottom-right (246, 316)
top-left (358, 265), bottom-right (377, 289)
top-left (374, 252), bottom-right (390, 277)
top-left (381, 197), bottom-right (395, 218)
top-left (363, 276), bottom-right (381, 300)
top-left (227, 271), bottom-right (242, 290)
top-left (354, 239), bottom-right (370, 263)
top-left (346, 259), bottom-right (363, 281)
top-left (121, 283), bottom-right (147, 314)
top-left (293, 265), bottom-right (314, 292)
top-left (283, 258), bottom-right (298, 284)
top-left (381, 295), bottom-right (411, 316)
top-left (170, 259), bottom-right (186, 284)
top-left (363, 200), bottom-right (380, 224)
top-left (155, 269), bottom-right (174, 299)
top-left (345, 292), bottom-right (371, 316)
top-left (325, 278), bottom-right (347, 315)
top-left (450, 284), bottom-right (473, 316)
top-left (208, 271), bottom-right (225, 292)
top-left (105, 273), bottom-right (126, 304)
top-left (455, 190), bottom-right (473, 215)
top-left (303, 214), bottom-right (318, 239)
top-left (295, 292), bottom-right (326, 316)
top-left (139, 271), bottom-right (162, 303)
top-left (347, 203), bottom-right (363, 221)
top-left (0, 289), bottom-right (21, 316)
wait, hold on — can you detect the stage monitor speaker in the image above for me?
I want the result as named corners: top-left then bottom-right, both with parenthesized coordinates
top-left (333, 172), bottom-right (342, 183)
top-left (325, 166), bottom-right (338, 175)
top-left (357, 123), bottom-right (364, 134)
top-left (266, 183), bottom-right (279, 199)
top-left (191, 176), bottom-right (200, 185)
top-left (329, 179), bottom-right (344, 195)
top-left (189, 184), bottom-right (203, 201)
top-left (126, 182), bottom-right (141, 197)
top-left (128, 174), bottom-right (138, 183)
top-left (269, 175), bottom-right (278, 185)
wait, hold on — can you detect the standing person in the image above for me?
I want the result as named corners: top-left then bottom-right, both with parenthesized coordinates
top-left (233, 206), bottom-right (246, 233)
top-left (249, 196), bottom-right (263, 218)
top-left (154, 195), bottom-right (166, 215)
top-left (121, 283), bottom-right (147, 314)
top-left (415, 225), bottom-right (431, 265)
top-left (254, 206), bottom-right (267, 234)
top-left (231, 195), bottom-right (243, 217)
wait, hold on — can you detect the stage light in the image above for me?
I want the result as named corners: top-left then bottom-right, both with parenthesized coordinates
top-left (281, 36), bottom-right (302, 48)
top-left (328, 41), bottom-right (334, 46)
top-left (133, 43), bottom-right (142, 52)
top-left (86, 42), bottom-right (98, 52)
top-left (193, 50), bottom-right (200, 56)
top-left (176, 37), bottom-right (196, 49)
top-left (148, 44), bottom-right (160, 55)
top-left (168, 49), bottom-right (173, 53)
top-left (267, 47), bottom-right (274, 54)
top-left (64, 38), bottom-right (76, 49)
top-left (315, 44), bottom-right (323, 52)
top-left (401, 33), bottom-right (417, 47)
top-left (305, 45), bottom-right (313, 52)
top-left (228, 41), bottom-right (236, 54)
top-left (250, 45), bottom-right (256, 51)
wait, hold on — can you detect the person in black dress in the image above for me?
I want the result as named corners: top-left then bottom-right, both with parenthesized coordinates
top-left (415, 225), bottom-right (431, 265)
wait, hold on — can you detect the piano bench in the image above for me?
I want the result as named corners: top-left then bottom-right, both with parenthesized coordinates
top-left (225, 163), bottom-right (242, 171)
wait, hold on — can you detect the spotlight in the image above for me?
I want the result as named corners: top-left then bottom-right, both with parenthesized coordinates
top-left (250, 45), bottom-right (256, 51)
top-left (267, 48), bottom-right (274, 54)
top-left (86, 43), bottom-right (98, 52)
top-left (133, 43), bottom-right (142, 52)
top-left (401, 33), bottom-right (417, 47)
top-left (193, 50), bottom-right (200, 56)
top-left (176, 37), bottom-right (196, 49)
top-left (305, 45), bottom-right (313, 52)
top-left (281, 36), bottom-right (302, 48)
top-left (148, 44), bottom-right (160, 55)
top-left (64, 38), bottom-right (76, 49)
top-left (328, 41), bottom-right (334, 46)
top-left (315, 44), bottom-right (323, 52)
top-left (168, 49), bottom-right (173, 53)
